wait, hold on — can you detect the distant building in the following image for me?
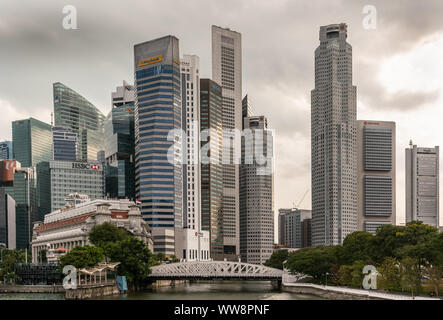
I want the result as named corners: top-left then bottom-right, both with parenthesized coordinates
top-left (212, 25), bottom-right (242, 257)
top-left (12, 118), bottom-right (52, 168)
top-left (105, 81), bottom-right (135, 200)
top-left (52, 127), bottom-right (78, 161)
top-left (405, 142), bottom-right (439, 227)
top-left (278, 209), bottom-right (291, 245)
top-left (241, 95), bottom-right (252, 130)
top-left (0, 141), bottom-right (12, 160)
top-left (239, 115), bottom-right (274, 264)
top-left (53, 82), bottom-right (105, 162)
top-left (357, 120), bottom-right (396, 234)
top-left (200, 79), bottom-right (224, 259)
top-left (31, 194), bottom-right (153, 263)
top-left (0, 187), bottom-right (16, 249)
top-left (279, 208), bottom-right (312, 249)
top-left (311, 23), bottom-right (357, 245)
top-left (36, 160), bottom-right (104, 212)
top-left (134, 36), bottom-right (183, 256)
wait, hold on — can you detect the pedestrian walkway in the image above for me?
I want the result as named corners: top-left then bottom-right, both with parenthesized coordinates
top-left (283, 282), bottom-right (440, 300)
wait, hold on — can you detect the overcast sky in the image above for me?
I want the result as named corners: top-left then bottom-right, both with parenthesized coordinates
top-left (1, 0), bottom-right (443, 226)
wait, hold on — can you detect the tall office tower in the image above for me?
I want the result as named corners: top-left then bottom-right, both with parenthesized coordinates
top-left (134, 36), bottom-right (183, 256)
top-left (36, 160), bottom-right (104, 212)
top-left (52, 127), bottom-right (78, 161)
top-left (180, 55), bottom-right (201, 231)
top-left (357, 121), bottom-right (396, 234)
top-left (212, 25), bottom-right (242, 256)
top-left (53, 82), bottom-right (105, 162)
top-left (200, 79), bottom-right (224, 258)
top-left (241, 95), bottom-right (252, 130)
top-left (0, 187), bottom-right (16, 249)
top-left (105, 81), bottom-right (136, 200)
top-left (239, 115), bottom-right (274, 264)
top-left (12, 118), bottom-right (52, 168)
top-left (278, 208), bottom-right (291, 245)
top-left (311, 23), bottom-right (357, 245)
top-left (0, 141), bottom-right (12, 160)
top-left (405, 142), bottom-right (439, 227)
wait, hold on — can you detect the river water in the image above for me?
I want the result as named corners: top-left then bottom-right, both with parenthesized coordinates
top-left (0, 281), bottom-right (322, 300)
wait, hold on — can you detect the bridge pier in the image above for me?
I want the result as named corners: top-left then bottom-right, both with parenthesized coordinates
top-left (271, 280), bottom-right (282, 290)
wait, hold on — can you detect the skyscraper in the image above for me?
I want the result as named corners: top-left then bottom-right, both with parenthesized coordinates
top-left (242, 95), bottom-right (252, 130)
top-left (0, 187), bottom-right (16, 249)
top-left (212, 25), bottom-right (242, 256)
top-left (0, 141), bottom-right (12, 160)
top-left (239, 115), bottom-right (274, 264)
top-left (405, 142), bottom-right (439, 227)
top-left (12, 118), bottom-right (52, 168)
top-left (311, 23), bottom-right (357, 245)
top-left (180, 55), bottom-right (201, 231)
top-left (134, 36), bottom-right (183, 256)
top-left (52, 126), bottom-right (78, 161)
top-left (200, 79), bottom-right (224, 258)
top-left (357, 120), bottom-right (396, 234)
top-left (104, 81), bottom-right (136, 200)
top-left (53, 82), bottom-right (105, 162)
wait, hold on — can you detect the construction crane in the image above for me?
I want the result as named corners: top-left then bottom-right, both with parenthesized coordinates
top-left (293, 189), bottom-right (309, 209)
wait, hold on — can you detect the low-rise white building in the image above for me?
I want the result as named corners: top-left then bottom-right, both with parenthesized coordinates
top-left (31, 194), bottom-right (153, 263)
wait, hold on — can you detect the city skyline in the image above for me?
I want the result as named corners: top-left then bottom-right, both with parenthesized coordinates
top-left (2, 1), bottom-right (443, 226)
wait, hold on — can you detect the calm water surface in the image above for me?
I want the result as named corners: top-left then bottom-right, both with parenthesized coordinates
top-left (0, 281), bottom-right (323, 300)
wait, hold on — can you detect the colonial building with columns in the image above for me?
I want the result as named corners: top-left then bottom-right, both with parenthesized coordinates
top-left (31, 194), bottom-right (153, 263)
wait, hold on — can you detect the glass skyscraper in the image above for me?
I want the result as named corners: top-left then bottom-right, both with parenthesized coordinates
top-left (134, 36), bottom-right (183, 255)
top-left (12, 118), bottom-right (52, 168)
top-left (52, 126), bottom-right (78, 161)
top-left (0, 141), bottom-right (12, 160)
top-left (200, 79), bottom-right (224, 258)
top-left (53, 82), bottom-right (105, 162)
top-left (105, 82), bottom-right (136, 200)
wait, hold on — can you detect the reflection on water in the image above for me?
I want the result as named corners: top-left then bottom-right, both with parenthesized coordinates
top-left (0, 281), bottom-right (324, 300)
top-left (98, 281), bottom-right (324, 300)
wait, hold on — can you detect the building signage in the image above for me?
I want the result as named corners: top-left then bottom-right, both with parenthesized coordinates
top-left (0, 160), bottom-right (18, 183)
top-left (71, 162), bottom-right (101, 171)
top-left (138, 56), bottom-right (162, 67)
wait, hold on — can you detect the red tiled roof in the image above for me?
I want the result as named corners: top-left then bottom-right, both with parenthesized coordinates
top-left (36, 212), bottom-right (96, 232)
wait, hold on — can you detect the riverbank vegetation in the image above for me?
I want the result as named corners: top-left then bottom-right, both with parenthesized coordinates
top-left (266, 221), bottom-right (443, 297)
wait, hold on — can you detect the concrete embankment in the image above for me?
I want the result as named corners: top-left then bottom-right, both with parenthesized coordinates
top-left (0, 284), bottom-right (64, 293)
top-left (282, 282), bottom-right (439, 300)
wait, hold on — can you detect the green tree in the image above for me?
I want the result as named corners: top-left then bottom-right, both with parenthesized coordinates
top-left (337, 265), bottom-right (353, 286)
top-left (285, 246), bottom-right (339, 283)
top-left (400, 257), bottom-right (422, 296)
top-left (89, 222), bottom-right (132, 248)
top-left (58, 245), bottom-right (104, 269)
top-left (106, 237), bottom-right (153, 290)
top-left (340, 231), bottom-right (375, 265)
top-left (0, 249), bottom-right (28, 282)
top-left (377, 257), bottom-right (401, 291)
top-left (349, 260), bottom-right (367, 288)
top-left (264, 250), bottom-right (289, 270)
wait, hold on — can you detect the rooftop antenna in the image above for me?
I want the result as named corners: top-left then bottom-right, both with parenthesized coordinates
top-left (409, 139), bottom-right (413, 148)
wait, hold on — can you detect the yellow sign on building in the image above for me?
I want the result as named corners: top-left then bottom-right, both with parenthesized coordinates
top-left (138, 56), bottom-right (162, 67)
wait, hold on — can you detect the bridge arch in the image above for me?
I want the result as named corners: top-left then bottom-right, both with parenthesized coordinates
top-left (149, 261), bottom-right (284, 280)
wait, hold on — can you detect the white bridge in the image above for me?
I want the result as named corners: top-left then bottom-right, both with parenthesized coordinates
top-left (149, 261), bottom-right (285, 281)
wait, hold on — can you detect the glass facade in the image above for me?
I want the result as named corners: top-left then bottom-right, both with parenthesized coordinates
top-left (104, 85), bottom-right (135, 200)
top-left (200, 79), bottom-right (224, 256)
top-left (53, 82), bottom-right (105, 162)
top-left (12, 118), bottom-right (52, 168)
top-left (52, 127), bottom-right (78, 161)
top-left (134, 36), bottom-right (183, 235)
top-left (0, 141), bottom-right (12, 160)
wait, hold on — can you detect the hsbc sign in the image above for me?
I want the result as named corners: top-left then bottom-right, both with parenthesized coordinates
top-left (71, 162), bottom-right (101, 171)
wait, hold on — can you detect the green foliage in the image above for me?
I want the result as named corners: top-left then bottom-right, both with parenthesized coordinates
top-left (377, 257), bottom-right (401, 291)
top-left (349, 260), bottom-right (366, 288)
top-left (285, 246), bottom-right (338, 283)
top-left (0, 249), bottom-right (29, 280)
top-left (400, 257), bottom-right (422, 295)
top-left (58, 245), bottom-right (104, 269)
top-left (264, 250), bottom-right (289, 270)
top-left (89, 222), bottom-right (132, 250)
top-left (105, 237), bottom-right (153, 290)
top-left (339, 231), bottom-right (375, 265)
top-left (336, 265), bottom-right (353, 286)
